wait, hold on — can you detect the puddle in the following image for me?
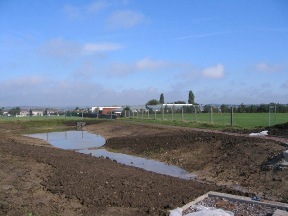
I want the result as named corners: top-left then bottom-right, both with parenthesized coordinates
top-left (26, 130), bottom-right (105, 150)
top-left (27, 131), bottom-right (196, 180)
top-left (79, 149), bottom-right (196, 180)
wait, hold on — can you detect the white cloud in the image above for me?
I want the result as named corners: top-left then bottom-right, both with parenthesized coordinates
top-left (63, 1), bottom-right (110, 19)
top-left (107, 58), bottom-right (174, 76)
top-left (39, 38), bottom-right (123, 58)
top-left (87, 0), bottom-right (110, 13)
top-left (254, 62), bottom-right (283, 73)
top-left (281, 80), bottom-right (288, 89)
top-left (3, 76), bottom-right (49, 88)
top-left (74, 61), bottom-right (96, 78)
top-left (175, 32), bottom-right (228, 40)
top-left (83, 42), bottom-right (123, 53)
top-left (202, 64), bottom-right (225, 79)
top-left (0, 76), bottom-right (160, 107)
top-left (63, 5), bottom-right (81, 19)
top-left (135, 58), bottom-right (171, 70)
top-left (39, 38), bottom-right (81, 58)
top-left (107, 10), bottom-right (145, 29)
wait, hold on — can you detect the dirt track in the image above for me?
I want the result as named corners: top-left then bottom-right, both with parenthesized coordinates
top-left (1, 120), bottom-right (288, 215)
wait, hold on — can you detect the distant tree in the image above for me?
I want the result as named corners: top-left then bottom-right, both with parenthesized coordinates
top-left (237, 103), bottom-right (246, 113)
top-left (8, 107), bottom-right (21, 116)
top-left (203, 105), bottom-right (211, 113)
top-left (146, 99), bottom-right (160, 106)
top-left (29, 109), bottom-right (33, 116)
top-left (188, 90), bottom-right (195, 104)
top-left (278, 103), bottom-right (288, 113)
top-left (75, 107), bottom-right (80, 111)
top-left (123, 106), bottom-right (130, 111)
top-left (121, 106), bottom-right (131, 117)
top-left (257, 104), bottom-right (268, 113)
top-left (220, 104), bottom-right (230, 113)
top-left (247, 105), bottom-right (258, 113)
top-left (173, 101), bottom-right (186, 104)
top-left (159, 93), bottom-right (164, 104)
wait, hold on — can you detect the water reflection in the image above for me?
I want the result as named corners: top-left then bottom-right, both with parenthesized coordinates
top-left (27, 131), bottom-right (196, 180)
top-left (27, 130), bottom-right (105, 150)
top-left (79, 148), bottom-right (196, 180)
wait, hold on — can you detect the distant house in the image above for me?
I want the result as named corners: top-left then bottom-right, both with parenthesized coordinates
top-left (18, 110), bottom-right (29, 117)
top-left (31, 108), bottom-right (44, 116)
top-left (91, 106), bottom-right (121, 115)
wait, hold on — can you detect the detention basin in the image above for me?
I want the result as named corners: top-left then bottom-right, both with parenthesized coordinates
top-left (27, 130), bottom-right (196, 180)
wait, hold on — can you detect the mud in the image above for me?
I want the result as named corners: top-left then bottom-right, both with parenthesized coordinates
top-left (1, 120), bottom-right (288, 215)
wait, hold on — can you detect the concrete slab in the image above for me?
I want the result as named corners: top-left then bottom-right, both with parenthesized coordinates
top-left (169, 191), bottom-right (288, 215)
top-left (273, 209), bottom-right (288, 216)
top-left (208, 191), bottom-right (288, 210)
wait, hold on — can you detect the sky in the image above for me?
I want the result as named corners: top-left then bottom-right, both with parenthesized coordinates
top-left (0, 0), bottom-right (288, 107)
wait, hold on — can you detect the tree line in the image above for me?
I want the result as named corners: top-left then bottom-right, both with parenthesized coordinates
top-left (146, 90), bottom-right (196, 106)
top-left (145, 91), bottom-right (288, 113)
top-left (203, 103), bottom-right (288, 113)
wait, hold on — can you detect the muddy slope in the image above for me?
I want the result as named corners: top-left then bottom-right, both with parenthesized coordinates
top-left (0, 129), bottom-right (235, 216)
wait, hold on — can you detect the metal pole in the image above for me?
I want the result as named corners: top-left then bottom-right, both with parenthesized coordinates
top-left (210, 107), bottom-right (214, 125)
top-left (181, 108), bottom-right (184, 121)
top-left (230, 107), bottom-right (233, 127)
top-left (148, 110), bottom-right (149, 119)
top-left (194, 106), bottom-right (197, 122)
top-left (162, 105), bottom-right (164, 121)
top-left (269, 106), bottom-right (271, 127)
top-left (275, 105), bottom-right (277, 125)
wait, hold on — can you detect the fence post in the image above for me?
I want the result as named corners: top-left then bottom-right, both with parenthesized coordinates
top-left (148, 110), bottom-right (149, 119)
top-left (269, 106), bottom-right (271, 126)
top-left (182, 108), bottom-right (184, 121)
top-left (162, 105), bottom-right (164, 121)
top-left (172, 107), bottom-right (174, 120)
top-left (154, 110), bottom-right (156, 120)
top-left (230, 107), bottom-right (234, 127)
top-left (194, 106), bottom-right (197, 122)
top-left (210, 107), bottom-right (214, 125)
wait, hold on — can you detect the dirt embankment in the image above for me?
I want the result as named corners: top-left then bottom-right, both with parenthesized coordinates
top-left (0, 121), bottom-right (233, 216)
top-left (88, 122), bottom-right (288, 202)
top-left (1, 120), bottom-right (288, 216)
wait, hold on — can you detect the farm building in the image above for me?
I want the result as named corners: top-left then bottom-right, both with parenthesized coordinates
top-left (91, 106), bottom-right (122, 115)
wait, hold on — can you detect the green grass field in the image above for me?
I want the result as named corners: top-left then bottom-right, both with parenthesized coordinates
top-left (1, 112), bottom-right (287, 130)
top-left (127, 112), bottom-right (288, 129)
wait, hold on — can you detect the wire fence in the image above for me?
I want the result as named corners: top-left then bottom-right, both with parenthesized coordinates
top-left (1, 104), bottom-right (287, 128)
top-left (123, 104), bottom-right (288, 128)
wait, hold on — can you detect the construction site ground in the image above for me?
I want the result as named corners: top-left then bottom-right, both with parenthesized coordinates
top-left (0, 120), bottom-right (287, 215)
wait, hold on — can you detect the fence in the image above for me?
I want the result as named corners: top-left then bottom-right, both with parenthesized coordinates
top-left (123, 104), bottom-right (288, 128)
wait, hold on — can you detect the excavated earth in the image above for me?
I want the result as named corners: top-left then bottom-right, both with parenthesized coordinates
top-left (0, 120), bottom-right (288, 216)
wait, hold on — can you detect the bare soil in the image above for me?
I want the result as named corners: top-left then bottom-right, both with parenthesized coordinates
top-left (1, 120), bottom-right (288, 216)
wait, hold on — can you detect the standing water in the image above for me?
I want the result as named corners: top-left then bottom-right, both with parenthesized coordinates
top-left (27, 131), bottom-right (196, 180)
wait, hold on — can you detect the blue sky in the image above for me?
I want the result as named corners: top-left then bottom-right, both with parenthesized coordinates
top-left (1, 0), bottom-right (287, 107)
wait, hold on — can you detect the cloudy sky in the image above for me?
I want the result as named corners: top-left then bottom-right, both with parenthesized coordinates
top-left (1, 0), bottom-right (287, 107)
